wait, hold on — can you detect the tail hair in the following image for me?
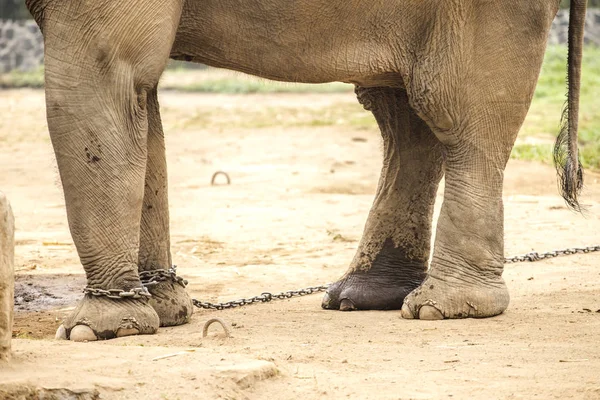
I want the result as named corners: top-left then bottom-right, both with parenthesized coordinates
top-left (553, 105), bottom-right (583, 211)
top-left (553, 1), bottom-right (587, 212)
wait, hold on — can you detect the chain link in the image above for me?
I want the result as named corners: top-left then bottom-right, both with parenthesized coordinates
top-left (83, 286), bottom-right (151, 300)
top-left (191, 245), bottom-right (600, 310)
top-left (82, 266), bottom-right (185, 300)
top-left (192, 285), bottom-right (330, 310)
top-left (80, 245), bottom-right (599, 305)
top-left (503, 245), bottom-right (600, 264)
top-left (139, 266), bottom-right (188, 288)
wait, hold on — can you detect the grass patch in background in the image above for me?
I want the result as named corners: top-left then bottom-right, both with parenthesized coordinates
top-left (510, 143), bottom-right (555, 165)
top-left (159, 67), bottom-right (353, 94)
top-left (0, 66), bottom-right (44, 88)
top-left (512, 45), bottom-right (600, 169)
top-left (1, 45), bottom-right (598, 168)
top-left (163, 78), bottom-right (352, 94)
top-left (164, 102), bottom-right (372, 132)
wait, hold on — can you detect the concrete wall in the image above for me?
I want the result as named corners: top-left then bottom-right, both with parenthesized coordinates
top-left (1, 10), bottom-right (600, 73)
top-left (548, 8), bottom-right (600, 45)
top-left (0, 19), bottom-right (43, 73)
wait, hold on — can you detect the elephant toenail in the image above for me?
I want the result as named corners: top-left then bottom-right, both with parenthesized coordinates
top-left (55, 324), bottom-right (67, 340)
top-left (418, 305), bottom-right (444, 320)
top-left (400, 303), bottom-right (414, 319)
top-left (339, 299), bottom-right (356, 311)
top-left (116, 327), bottom-right (140, 337)
top-left (321, 292), bottom-right (332, 309)
top-left (70, 325), bottom-right (97, 342)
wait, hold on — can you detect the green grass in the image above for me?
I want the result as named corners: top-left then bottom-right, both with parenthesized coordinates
top-left (512, 45), bottom-right (600, 169)
top-left (1, 45), bottom-right (598, 168)
top-left (159, 61), bottom-right (353, 93)
top-left (161, 77), bottom-right (352, 94)
top-left (0, 64), bottom-right (353, 93)
top-left (0, 66), bottom-right (44, 88)
top-left (163, 101), bottom-right (373, 133)
top-left (510, 143), bottom-right (555, 164)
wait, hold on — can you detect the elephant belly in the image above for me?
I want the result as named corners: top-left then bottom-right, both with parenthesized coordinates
top-left (171, 0), bottom-right (409, 86)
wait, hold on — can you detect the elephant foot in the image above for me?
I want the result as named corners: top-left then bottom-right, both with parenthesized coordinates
top-left (400, 275), bottom-right (510, 320)
top-left (322, 266), bottom-right (426, 311)
top-left (56, 295), bottom-right (159, 341)
top-left (147, 280), bottom-right (193, 327)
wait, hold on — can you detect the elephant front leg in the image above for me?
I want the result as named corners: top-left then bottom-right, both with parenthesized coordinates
top-left (37, 0), bottom-right (183, 341)
top-left (138, 88), bottom-right (193, 327)
top-left (401, 135), bottom-right (511, 320)
top-left (399, 66), bottom-right (532, 320)
top-left (398, 7), bottom-right (551, 319)
top-left (322, 87), bottom-right (444, 311)
top-left (51, 85), bottom-right (160, 341)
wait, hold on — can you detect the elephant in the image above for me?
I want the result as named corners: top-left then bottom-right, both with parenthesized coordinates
top-left (24, 0), bottom-right (587, 341)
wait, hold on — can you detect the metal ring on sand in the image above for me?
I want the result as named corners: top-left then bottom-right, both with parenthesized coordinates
top-left (211, 171), bottom-right (231, 186)
top-left (202, 318), bottom-right (231, 338)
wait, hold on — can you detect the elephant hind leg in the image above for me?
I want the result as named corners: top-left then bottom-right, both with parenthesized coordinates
top-left (400, 130), bottom-right (514, 320)
top-left (400, 7), bottom-right (553, 319)
top-left (322, 86), bottom-right (444, 311)
top-left (138, 87), bottom-right (193, 327)
top-left (39, 0), bottom-right (184, 340)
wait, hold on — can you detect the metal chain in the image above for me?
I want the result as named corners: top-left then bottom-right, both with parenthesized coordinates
top-left (191, 285), bottom-right (330, 310)
top-left (190, 245), bottom-right (600, 310)
top-left (80, 245), bottom-right (600, 304)
top-left (81, 266), bottom-right (185, 300)
top-left (83, 286), bottom-right (151, 299)
top-left (139, 266), bottom-right (188, 288)
top-left (503, 245), bottom-right (600, 264)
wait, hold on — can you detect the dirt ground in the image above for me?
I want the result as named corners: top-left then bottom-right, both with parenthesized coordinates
top-left (1, 89), bottom-right (600, 399)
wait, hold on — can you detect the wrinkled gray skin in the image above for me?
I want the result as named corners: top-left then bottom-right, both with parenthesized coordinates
top-left (25, 0), bottom-right (585, 341)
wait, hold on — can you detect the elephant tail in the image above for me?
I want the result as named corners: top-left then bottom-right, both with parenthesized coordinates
top-left (553, 0), bottom-right (588, 211)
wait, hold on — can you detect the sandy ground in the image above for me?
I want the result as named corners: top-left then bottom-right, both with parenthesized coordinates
top-left (1, 89), bottom-right (600, 399)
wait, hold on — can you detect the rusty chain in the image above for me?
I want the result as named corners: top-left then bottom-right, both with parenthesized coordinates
top-left (81, 266), bottom-right (186, 300)
top-left (82, 286), bottom-right (151, 300)
top-left (81, 245), bottom-right (600, 305)
top-left (139, 266), bottom-right (188, 288)
top-left (503, 245), bottom-right (600, 263)
top-left (191, 285), bottom-right (330, 310)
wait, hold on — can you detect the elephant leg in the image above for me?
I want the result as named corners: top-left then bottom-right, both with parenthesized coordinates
top-left (36, 0), bottom-right (183, 340)
top-left (400, 128), bottom-right (513, 320)
top-left (400, 126), bottom-right (513, 319)
top-left (400, 10), bottom-right (552, 319)
top-left (138, 88), bottom-right (193, 327)
top-left (322, 87), bottom-right (444, 311)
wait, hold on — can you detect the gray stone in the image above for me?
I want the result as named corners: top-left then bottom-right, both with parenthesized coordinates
top-left (0, 191), bottom-right (15, 362)
top-left (215, 360), bottom-right (280, 389)
top-left (0, 384), bottom-right (100, 400)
